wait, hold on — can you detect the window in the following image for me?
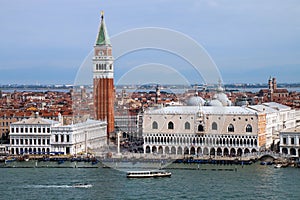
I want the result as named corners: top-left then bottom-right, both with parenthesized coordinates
top-left (168, 121), bottom-right (174, 130)
top-left (212, 122), bottom-right (218, 130)
top-left (152, 121), bottom-right (158, 129)
top-left (66, 135), bottom-right (70, 142)
top-left (283, 138), bottom-right (286, 145)
top-left (291, 138), bottom-right (295, 145)
top-left (246, 124), bottom-right (252, 133)
top-left (55, 135), bottom-right (58, 142)
top-left (228, 124), bottom-right (234, 132)
top-left (61, 135), bottom-right (64, 142)
top-left (198, 124), bottom-right (204, 132)
top-left (184, 122), bottom-right (190, 130)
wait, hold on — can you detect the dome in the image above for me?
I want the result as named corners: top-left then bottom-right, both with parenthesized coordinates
top-left (207, 99), bottom-right (223, 107)
top-left (213, 92), bottom-right (232, 106)
top-left (186, 96), bottom-right (205, 106)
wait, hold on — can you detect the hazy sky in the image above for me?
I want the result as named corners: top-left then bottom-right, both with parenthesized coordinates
top-left (0, 0), bottom-right (299, 85)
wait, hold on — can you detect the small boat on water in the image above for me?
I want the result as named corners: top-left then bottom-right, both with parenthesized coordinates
top-left (4, 158), bottom-right (16, 163)
top-left (72, 183), bottom-right (92, 188)
top-left (260, 161), bottom-right (273, 165)
top-left (126, 170), bottom-right (171, 178)
top-left (274, 164), bottom-right (282, 168)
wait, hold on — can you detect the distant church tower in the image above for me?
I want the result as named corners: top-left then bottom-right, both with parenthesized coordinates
top-left (93, 11), bottom-right (115, 139)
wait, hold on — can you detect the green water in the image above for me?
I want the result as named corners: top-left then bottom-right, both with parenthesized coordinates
top-left (1, 164), bottom-right (299, 200)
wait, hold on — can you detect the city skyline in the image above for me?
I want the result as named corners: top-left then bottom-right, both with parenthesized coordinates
top-left (0, 0), bottom-right (299, 85)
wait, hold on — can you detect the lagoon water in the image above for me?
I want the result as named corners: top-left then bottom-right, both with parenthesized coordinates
top-left (1, 164), bottom-right (300, 200)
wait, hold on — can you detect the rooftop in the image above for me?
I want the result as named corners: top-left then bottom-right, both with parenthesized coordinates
top-left (262, 102), bottom-right (291, 111)
top-left (281, 127), bottom-right (300, 133)
top-left (145, 106), bottom-right (257, 115)
top-left (246, 104), bottom-right (278, 114)
top-left (13, 116), bottom-right (58, 125)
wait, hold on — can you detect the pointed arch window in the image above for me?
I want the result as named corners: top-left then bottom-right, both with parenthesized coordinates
top-left (168, 121), bottom-right (174, 130)
top-left (246, 124), bottom-right (252, 133)
top-left (152, 121), bottom-right (158, 129)
top-left (212, 122), bottom-right (218, 130)
top-left (184, 122), bottom-right (190, 130)
top-left (198, 124), bottom-right (204, 132)
top-left (228, 124), bottom-right (234, 132)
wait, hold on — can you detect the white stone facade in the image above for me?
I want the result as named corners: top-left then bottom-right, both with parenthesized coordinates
top-left (9, 116), bottom-right (55, 155)
top-left (143, 106), bottom-right (260, 156)
top-left (9, 116), bottom-right (107, 155)
top-left (279, 127), bottom-right (300, 156)
top-left (51, 119), bottom-right (107, 155)
top-left (247, 102), bottom-right (296, 148)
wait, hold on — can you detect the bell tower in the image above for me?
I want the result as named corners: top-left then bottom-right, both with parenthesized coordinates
top-left (93, 11), bottom-right (115, 139)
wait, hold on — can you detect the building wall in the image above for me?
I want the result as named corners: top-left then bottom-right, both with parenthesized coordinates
top-left (0, 116), bottom-right (17, 137)
top-left (9, 117), bottom-right (107, 156)
top-left (51, 120), bottom-right (107, 155)
top-left (143, 107), bottom-right (260, 156)
top-left (93, 78), bottom-right (114, 135)
top-left (257, 113), bottom-right (267, 148)
top-left (9, 121), bottom-right (52, 155)
top-left (279, 129), bottom-right (300, 156)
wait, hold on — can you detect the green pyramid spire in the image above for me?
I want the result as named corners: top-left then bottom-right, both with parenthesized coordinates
top-left (95, 11), bottom-right (111, 45)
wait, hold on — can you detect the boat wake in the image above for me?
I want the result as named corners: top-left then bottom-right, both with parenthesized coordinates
top-left (25, 184), bottom-right (92, 189)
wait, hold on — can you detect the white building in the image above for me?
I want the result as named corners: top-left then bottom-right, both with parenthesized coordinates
top-left (9, 114), bottom-right (56, 155)
top-left (9, 114), bottom-right (107, 155)
top-left (51, 119), bottom-right (107, 155)
top-left (143, 105), bottom-right (265, 157)
top-left (247, 102), bottom-right (296, 148)
top-left (279, 127), bottom-right (300, 156)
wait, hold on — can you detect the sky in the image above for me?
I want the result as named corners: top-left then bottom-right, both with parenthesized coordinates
top-left (0, 0), bottom-right (299, 85)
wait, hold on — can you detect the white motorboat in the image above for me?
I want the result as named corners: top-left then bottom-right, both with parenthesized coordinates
top-left (274, 164), bottom-right (282, 168)
top-left (126, 170), bottom-right (171, 178)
